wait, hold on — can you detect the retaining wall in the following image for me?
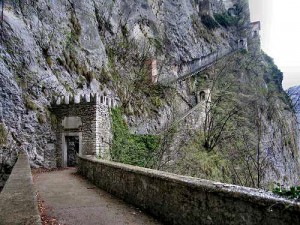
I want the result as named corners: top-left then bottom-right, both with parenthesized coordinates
top-left (0, 154), bottom-right (41, 225)
top-left (78, 155), bottom-right (300, 225)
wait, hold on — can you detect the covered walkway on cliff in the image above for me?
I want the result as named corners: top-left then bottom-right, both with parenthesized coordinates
top-left (33, 168), bottom-right (162, 225)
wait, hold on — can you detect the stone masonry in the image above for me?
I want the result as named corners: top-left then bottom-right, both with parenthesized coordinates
top-left (50, 93), bottom-right (116, 167)
top-left (78, 155), bottom-right (300, 225)
top-left (0, 154), bottom-right (41, 225)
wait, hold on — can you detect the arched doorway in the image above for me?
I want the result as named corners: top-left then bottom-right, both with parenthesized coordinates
top-left (200, 91), bottom-right (206, 101)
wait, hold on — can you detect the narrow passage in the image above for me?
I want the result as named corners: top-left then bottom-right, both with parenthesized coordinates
top-left (34, 168), bottom-right (162, 225)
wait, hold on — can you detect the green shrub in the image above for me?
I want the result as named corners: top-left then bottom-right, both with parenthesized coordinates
top-left (24, 96), bottom-right (38, 111)
top-left (84, 71), bottom-right (95, 83)
top-left (37, 113), bottom-right (46, 124)
top-left (214, 13), bottom-right (238, 28)
top-left (201, 15), bottom-right (219, 30)
top-left (148, 37), bottom-right (163, 54)
top-left (76, 76), bottom-right (86, 89)
top-left (0, 123), bottom-right (7, 145)
top-left (56, 57), bottom-right (64, 66)
top-left (150, 96), bottom-right (162, 108)
top-left (70, 12), bottom-right (81, 42)
top-left (98, 68), bottom-right (111, 84)
top-left (164, 135), bottom-right (230, 182)
top-left (50, 114), bottom-right (58, 127)
top-left (273, 185), bottom-right (300, 200)
top-left (111, 108), bottom-right (160, 167)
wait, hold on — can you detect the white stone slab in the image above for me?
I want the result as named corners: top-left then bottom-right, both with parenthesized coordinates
top-left (62, 116), bottom-right (82, 129)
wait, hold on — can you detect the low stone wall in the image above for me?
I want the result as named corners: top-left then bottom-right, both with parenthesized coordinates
top-left (0, 154), bottom-right (41, 225)
top-left (78, 155), bottom-right (300, 225)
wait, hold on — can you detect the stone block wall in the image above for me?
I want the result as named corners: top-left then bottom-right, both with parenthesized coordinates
top-left (96, 103), bottom-right (112, 159)
top-left (78, 155), bottom-right (300, 225)
top-left (197, 0), bottom-right (226, 16)
top-left (198, 0), bottom-right (212, 16)
top-left (177, 47), bottom-right (232, 81)
top-left (0, 154), bottom-right (41, 225)
top-left (51, 93), bottom-right (115, 167)
top-left (52, 102), bottom-right (97, 166)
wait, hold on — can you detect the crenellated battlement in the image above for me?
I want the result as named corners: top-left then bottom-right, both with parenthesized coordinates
top-left (51, 93), bottom-right (119, 108)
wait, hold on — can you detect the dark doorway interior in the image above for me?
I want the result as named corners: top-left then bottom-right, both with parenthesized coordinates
top-left (66, 136), bottom-right (79, 167)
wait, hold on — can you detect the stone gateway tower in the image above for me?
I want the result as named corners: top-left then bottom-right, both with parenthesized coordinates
top-left (51, 93), bottom-right (116, 167)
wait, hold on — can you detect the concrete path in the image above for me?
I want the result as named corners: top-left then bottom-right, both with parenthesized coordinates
top-left (34, 168), bottom-right (162, 225)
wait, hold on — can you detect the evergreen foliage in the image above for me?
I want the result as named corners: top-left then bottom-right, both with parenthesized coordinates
top-left (201, 15), bottom-right (219, 30)
top-left (214, 13), bottom-right (238, 28)
top-left (273, 185), bottom-right (300, 200)
top-left (0, 124), bottom-right (7, 145)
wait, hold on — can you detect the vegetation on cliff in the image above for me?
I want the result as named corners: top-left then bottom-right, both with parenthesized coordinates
top-left (111, 108), bottom-right (160, 168)
top-left (161, 46), bottom-right (298, 188)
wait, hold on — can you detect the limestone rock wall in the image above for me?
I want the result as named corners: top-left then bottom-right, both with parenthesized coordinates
top-left (0, 0), bottom-right (232, 167)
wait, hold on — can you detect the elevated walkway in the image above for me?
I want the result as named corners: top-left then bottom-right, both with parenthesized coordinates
top-left (34, 168), bottom-right (161, 225)
top-left (161, 46), bottom-right (243, 85)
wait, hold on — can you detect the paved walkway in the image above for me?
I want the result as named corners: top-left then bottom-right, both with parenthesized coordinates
top-left (34, 168), bottom-right (162, 225)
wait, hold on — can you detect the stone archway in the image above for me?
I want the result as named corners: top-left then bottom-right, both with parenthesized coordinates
top-left (200, 91), bottom-right (206, 101)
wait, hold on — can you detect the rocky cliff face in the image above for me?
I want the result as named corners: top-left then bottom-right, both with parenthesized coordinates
top-left (288, 86), bottom-right (300, 124)
top-left (0, 0), bottom-right (299, 189)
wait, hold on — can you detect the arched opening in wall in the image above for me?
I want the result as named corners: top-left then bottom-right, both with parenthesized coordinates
top-left (239, 39), bottom-right (244, 46)
top-left (200, 91), bottom-right (206, 101)
top-left (228, 8), bottom-right (236, 16)
top-left (253, 30), bottom-right (258, 37)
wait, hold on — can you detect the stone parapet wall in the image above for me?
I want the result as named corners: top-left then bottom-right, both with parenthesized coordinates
top-left (0, 154), bottom-right (41, 225)
top-left (78, 155), bottom-right (300, 225)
